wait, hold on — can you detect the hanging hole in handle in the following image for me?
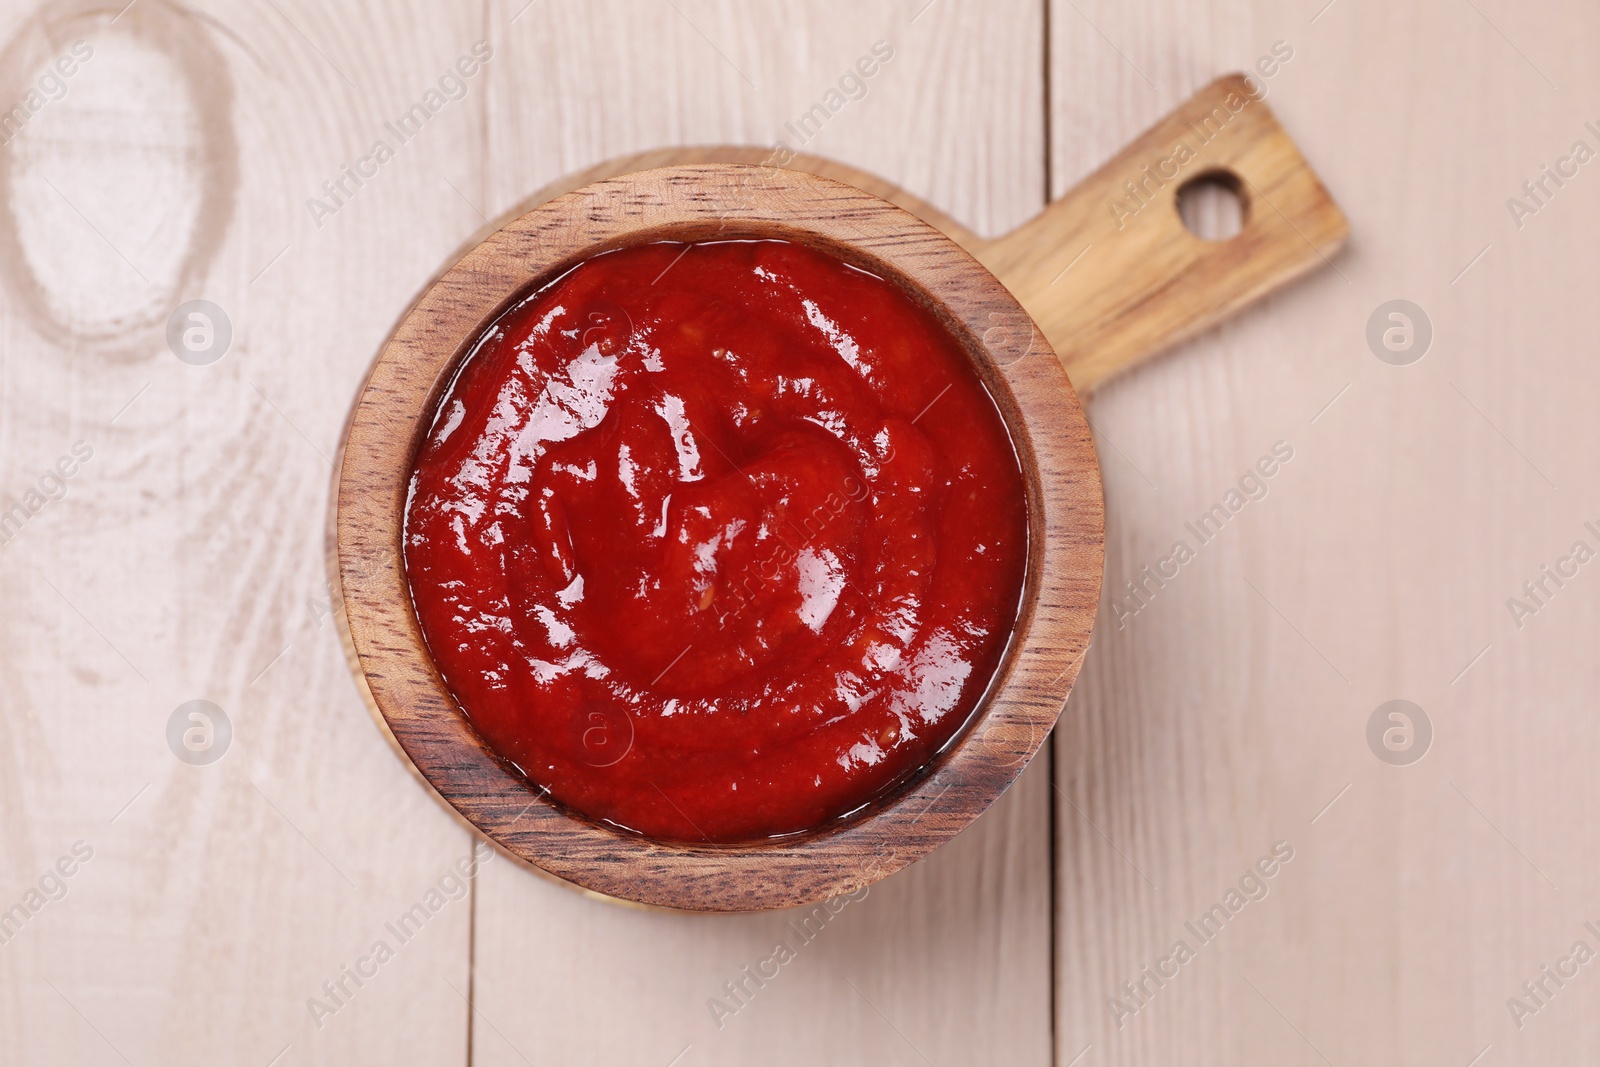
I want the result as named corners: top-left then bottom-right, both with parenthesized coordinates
top-left (1176, 170), bottom-right (1247, 241)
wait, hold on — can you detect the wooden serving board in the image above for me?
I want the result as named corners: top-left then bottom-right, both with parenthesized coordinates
top-left (331, 72), bottom-right (1348, 910)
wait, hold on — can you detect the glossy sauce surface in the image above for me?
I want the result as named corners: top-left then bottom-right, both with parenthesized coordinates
top-left (404, 239), bottom-right (1027, 843)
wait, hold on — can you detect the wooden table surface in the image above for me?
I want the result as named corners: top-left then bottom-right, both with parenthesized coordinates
top-left (2, 1), bottom-right (1596, 1064)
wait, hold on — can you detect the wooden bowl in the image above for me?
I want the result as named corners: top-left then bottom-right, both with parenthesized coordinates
top-left (333, 75), bottom-right (1347, 911)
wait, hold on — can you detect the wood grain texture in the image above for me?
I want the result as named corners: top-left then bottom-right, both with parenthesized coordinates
top-left (4, 0), bottom-right (1588, 1065)
top-left (980, 73), bottom-right (1349, 394)
top-left (464, 2), bottom-right (1060, 1065)
top-left (0, 1), bottom-right (487, 1064)
top-left (334, 162), bottom-right (1104, 911)
top-left (334, 63), bottom-right (1349, 912)
top-left (1050, 1), bottom-right (1600, 1064)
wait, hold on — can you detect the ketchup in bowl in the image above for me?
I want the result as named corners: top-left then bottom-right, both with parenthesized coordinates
top-left (404, 239), bottom-right (1027, 843)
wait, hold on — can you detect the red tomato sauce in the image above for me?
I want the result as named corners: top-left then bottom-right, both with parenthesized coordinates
top-left (404, 239), bottom-right (1027, 843)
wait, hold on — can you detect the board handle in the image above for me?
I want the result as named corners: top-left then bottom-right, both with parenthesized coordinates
top-left (979, 74), bottom-right (1349, 395)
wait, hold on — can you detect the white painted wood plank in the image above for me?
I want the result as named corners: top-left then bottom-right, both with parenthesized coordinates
top-left (0, 1), bottom-right (513, 1062)
top-left (1051, 0), bottom-right (1600, 1063)
top-left (467, 2), bottom-right (1054, 1065)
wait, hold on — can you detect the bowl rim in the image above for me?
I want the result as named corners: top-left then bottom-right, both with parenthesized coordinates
top-left (334, 163), bottom-right (1104, 911)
